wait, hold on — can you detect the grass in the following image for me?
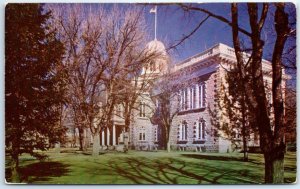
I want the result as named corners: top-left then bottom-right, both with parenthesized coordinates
top-left (5, 149), bottom-right (297, 184)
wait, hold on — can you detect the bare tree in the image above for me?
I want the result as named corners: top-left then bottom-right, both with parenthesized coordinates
top-left (150, 68), bottom-right (188, 152)
top-left (164, 2), bottom-right (295, 183)
top-left (51, 4), bottom-right (163, 155)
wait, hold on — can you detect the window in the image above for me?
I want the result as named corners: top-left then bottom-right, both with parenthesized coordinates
top-left (139, 127), bottom-right (146, 141)
top-left (116, 105), bottom-right (122, 117)
top-left (183, 88), bottom-right (188, 110)
top-left (233, 129), bottom-right (240, 140)
top-left (179, 83), bottom-right (205, 112)
top-left (191, 86), bottom-right (196, 109)
top-left (189, 87), bottom-right (193, 109)
top-left (199, 83), bottom-right (205, 108)
top-left (139, 101), bottom-right (146, 117)
top-left (180, 90), bottom-right (184, 110)
top-left (194, 119), bottom-right (206, 140)
top-left (154, 126), bottom-right (158, 142)
top-left (178, 122), bottom-right (188, 141)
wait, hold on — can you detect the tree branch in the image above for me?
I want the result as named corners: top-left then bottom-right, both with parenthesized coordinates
top-left (167, 15), bottom-right (210, 50)
top-left (177, 3), bottom-right (252, 37)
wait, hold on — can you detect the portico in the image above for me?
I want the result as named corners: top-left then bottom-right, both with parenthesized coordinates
top-left (99, 124), bottom-right (125, 147)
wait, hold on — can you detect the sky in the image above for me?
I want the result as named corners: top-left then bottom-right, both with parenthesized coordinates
top-left (43, 2), bottom-right (296, 84)
top-left (66, 3), bottom-right (295, 67)
top-left (46, 3), bottom-right (236, 63)
top-left (144, 3), bottom-right (296, 64)
top-left (145, 4), bottom-right (234, 62)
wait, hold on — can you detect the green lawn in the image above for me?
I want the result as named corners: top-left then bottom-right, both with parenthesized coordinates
top-left (5, 149), bottom-right (297, 184)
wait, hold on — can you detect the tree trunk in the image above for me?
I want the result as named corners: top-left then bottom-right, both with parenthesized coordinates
top-left (264, 147), bottom-right (285, 183)
top-left (242, 135), bottom-right (248, 162)
top-left (167, 141), bottom-right (171, 153)
top-left (241, 93), bottom-right (248, 162)
top-left (10, 152), bottom-right (20, 183)
top-left (166, 126), bottom-right (171, 153)
top-left (83, 129), bottom-right (89, 150)
top-left (78, 128), bottom-right (84, 151)
top-left (92, 132), bottom-right (100, 156)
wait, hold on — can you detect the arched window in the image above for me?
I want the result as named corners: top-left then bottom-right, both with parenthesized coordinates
top-left (178, 121), bottom-right (188, 141)
top-left (199, 83), bottom-right (206, 108)
top-left (194, 119), bottom-right (206, 140)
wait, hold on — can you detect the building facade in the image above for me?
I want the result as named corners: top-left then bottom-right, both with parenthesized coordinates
top-left (64, 41), bottom-right (288, 153)
top-left (127, 41), bottom-right (287, 153)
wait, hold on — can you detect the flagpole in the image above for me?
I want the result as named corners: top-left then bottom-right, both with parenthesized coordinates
top-left (155, 5), bottom-right (157, 40)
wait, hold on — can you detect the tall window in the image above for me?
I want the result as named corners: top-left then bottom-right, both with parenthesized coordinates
top-left (178, 122), bottom-right (188, 141)
top-left (184, 88), bottom-right (188, 110)
top-left (195, 119), bottom-right (206, 140)
top-left (192, 86), bottom-right (196, 109)
top-left (189, 87), bottom-right (193, 109)
top-left (139, 127), bottom-right (146, 141)
top-left (179, 83), bottom-right (205, 112)
top-left (180, 89), bottom-right (186, 111)
top-left (154, 126), bottom-right (158, 142)
top-left (233, 128), bottom-right (240, 140)
top-left (139, 101), bottom-right (146, 117)
top-left (199, 83), bottom-right (205, 108)
top-left (116, 104), bottom-right (122, 117)
top-left (180, 90), bottom-right (184, 110)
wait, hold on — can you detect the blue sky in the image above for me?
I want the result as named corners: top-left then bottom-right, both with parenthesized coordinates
top-left (45, 2), bottom-right (296, 82)
top-left (146, 4), bottom-right (235, 63)
top-left (143, 3), bottom-right (296, 84)
top-left (51, 3), bottom-right (295, 66)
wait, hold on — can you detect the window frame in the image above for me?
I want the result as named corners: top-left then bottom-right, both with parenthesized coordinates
top-left (194, 119), bottom-right (206, 141)
top-left (139, 127), bottom-right (146, 141)
top-left (178, 122), bottom-right (188, 141)
top-left (139, 101), bottom-right (146, 118)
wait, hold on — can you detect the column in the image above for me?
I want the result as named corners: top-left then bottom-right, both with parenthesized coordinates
top-left (101, 130), bottom-right (105, 146)
top-left (107, 127), bottom-right (110, 146)
top-left (113, 125), bottom-right (116, 145)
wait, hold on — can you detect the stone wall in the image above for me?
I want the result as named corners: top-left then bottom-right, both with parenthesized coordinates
top-left (169, 68), bottom-right (221, 152)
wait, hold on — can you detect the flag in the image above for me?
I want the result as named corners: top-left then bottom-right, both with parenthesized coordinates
top-left (150, 7), bottom-right (156, 13)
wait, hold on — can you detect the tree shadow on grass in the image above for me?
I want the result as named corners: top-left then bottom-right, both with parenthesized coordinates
top-left (103, 157), bottom-right (259, 184)
top-left (181, 154), bottom-right (262, 165)
top-left (6, 161), bottom-right (70, 183)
